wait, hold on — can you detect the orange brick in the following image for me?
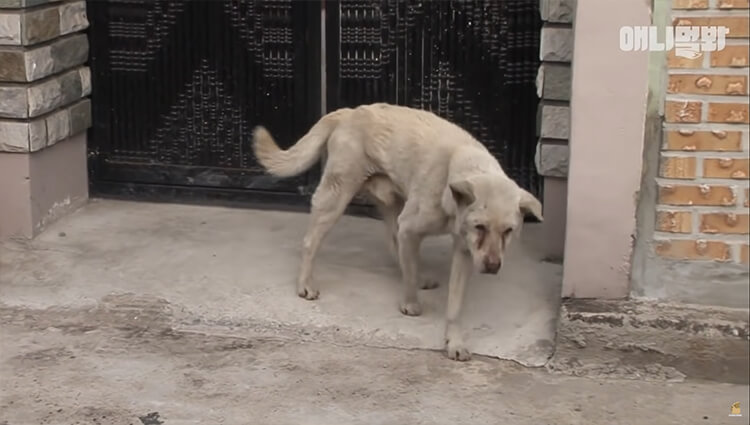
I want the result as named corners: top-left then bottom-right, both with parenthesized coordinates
top-left (711, 45), bottom-right (750, 67)
top-left (655, 239), bottom-right (731, 261)
top-left (660, 156), bottom-right (697, 179)
top-left (656, 211), bottom-right (693, 233)
top-left (659, 184), bottom-right (737, 205)
top-left (673, 0), bottom-right (709, 8)
top-left (741, 244), bottom-right (749, 264)
top-left (700, 213), bottom-right (750, 233)
top-left (665, 130), bottom-right (743, 151)
top-left (667, 74), bottom-right (748, 95)
top-left (667, 49), bottom-right (704, 68)
top-left (717, 0), bottom-right (750, 8)
top-left (665, 100), bottom-right (703, 123)
top-left (672, 17), bottom-right (749, 38)
top-left (703, 158), bottom-right (750, 179)
top-left (708, 103), bottom-right (750, 123)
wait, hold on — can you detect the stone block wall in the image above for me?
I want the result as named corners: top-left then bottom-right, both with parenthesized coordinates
top-left (0, 0), bottom-right (91, 152)
top-left (0, 0), bottom-right (91, 238)
top-left (534, 0), bottom-right (575, 259)
top-left (658, 0), bottom-right (749, 266)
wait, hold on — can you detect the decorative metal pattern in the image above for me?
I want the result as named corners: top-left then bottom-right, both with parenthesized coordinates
top-left (89, 0), bottom-right (319, 194)
top-left (89, 0), bottom-right (540, 200)
top-left (327, 0), bottom-right (543, 196)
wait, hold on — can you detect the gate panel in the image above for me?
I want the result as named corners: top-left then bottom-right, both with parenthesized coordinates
top-left (326, 0), bottom-right (543, 197)
top-left (88, 0), bottom-right (321, 197)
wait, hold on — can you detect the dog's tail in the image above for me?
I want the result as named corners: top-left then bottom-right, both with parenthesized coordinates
top-left (252, 109), bottom-right (351, 178)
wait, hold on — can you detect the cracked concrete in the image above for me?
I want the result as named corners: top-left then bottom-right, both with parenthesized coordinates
top-left (549, 299), bottom-right (750, 385)
top-left (0, 199), bottom-right (562, 366)
top-left (1, 295), bottom-right (749, 425)
top-left (1, 199), bottom-right (749, 424)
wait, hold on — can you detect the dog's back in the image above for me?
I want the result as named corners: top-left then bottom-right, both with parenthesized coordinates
top-left (252, 103), bottom-right (487, 184)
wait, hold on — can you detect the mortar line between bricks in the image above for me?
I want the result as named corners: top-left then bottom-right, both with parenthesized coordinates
top-left (0, 31), bottom-right (86, 54)
top-left (0, 65), bottom-right (87, 88)
top-left (0, 97), bottom-right (89, 123)
top-left (718, 39), bottom-right (750, 46)
top-left (667, 68), bottom-right (750, 75)
top-left (661, 236), bottom-right (750, 246)
top-left (0, 1), bottom-right (67, 14)
top-left (706, 66), bottom-right (750, 72)
top-left (653, 232), bottom-right (749, 242)
top-left (692, 206), bottom-right (701, 233)
top-left (656, 210), bottom-right (750, 222)
top-left (656, 175), bottom-right (750, 183)
top-left (672, 9), bottom-right (750, 17)
top-left (731, 241), bottom-right (741, 262)
top-left (666, 94), bottom-right (750, 102)
top-left (660, 151), bottom-right (750, 159)
top-left (663, 122), bottom-right (750, 130)
top-left (657, 203), bottom-right (750, 210)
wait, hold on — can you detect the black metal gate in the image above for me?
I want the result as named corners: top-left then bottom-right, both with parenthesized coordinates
top-left (326, 0), bottom-right (542, 196)
top-left (88, 0), bottom-right (541, 205)
top-left (88, 0), bottom-right (322, 204)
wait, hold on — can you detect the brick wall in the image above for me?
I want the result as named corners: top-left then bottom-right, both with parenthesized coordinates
top-left (657, 0), bottom-right (749, 266)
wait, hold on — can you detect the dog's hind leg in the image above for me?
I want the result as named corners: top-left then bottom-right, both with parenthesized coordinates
top-left (361, 175), bottom-right (402, 262)
top-left (296, 170), bottom-right (364, 300)
top-left (363, 176), bottom-right (439, 291)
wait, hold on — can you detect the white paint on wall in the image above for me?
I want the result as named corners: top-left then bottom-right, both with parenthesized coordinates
top-left (562, 0), bottom-right (651, 298)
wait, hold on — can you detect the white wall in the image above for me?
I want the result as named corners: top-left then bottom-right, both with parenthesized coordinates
top-left (562, 0), bottom-right (651, 298)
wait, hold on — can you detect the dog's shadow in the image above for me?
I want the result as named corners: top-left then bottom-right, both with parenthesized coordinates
top-left (311, 217), bottom-right (556, 315)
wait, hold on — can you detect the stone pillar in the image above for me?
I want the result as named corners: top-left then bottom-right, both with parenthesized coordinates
top-left (0, 0), bottom-right (91, 238)
top-left (535, 0), bottom-right (575, 260)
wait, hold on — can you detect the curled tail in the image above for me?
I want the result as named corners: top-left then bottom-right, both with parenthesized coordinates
top-left (252, 109), bottom-right (351, 178)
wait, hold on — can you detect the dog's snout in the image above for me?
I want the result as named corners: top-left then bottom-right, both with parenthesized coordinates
top-left (481, 258), bottom-right (502, 275)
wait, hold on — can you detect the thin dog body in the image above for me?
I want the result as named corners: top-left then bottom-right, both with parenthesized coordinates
top-left (252, 103), bottom-right (543, 360)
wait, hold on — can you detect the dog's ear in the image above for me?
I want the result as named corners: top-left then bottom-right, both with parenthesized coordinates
top-left (449, 180), bottom-right (476, 208)
top-left (518, 188), bottom-right (543, 222)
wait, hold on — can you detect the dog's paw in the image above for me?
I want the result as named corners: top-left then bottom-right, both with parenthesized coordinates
top-left (399, 301), bottom-right (423, 316)
top-left (420, 278), bottom-right (439, 290)
top-left (445, 340), bottom-right (472, 361)
top-left (297, 286), bottom-right (319, 300)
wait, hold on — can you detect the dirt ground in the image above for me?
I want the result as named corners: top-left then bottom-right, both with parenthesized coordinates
top-left (1, 296), bottom-right (748, 425)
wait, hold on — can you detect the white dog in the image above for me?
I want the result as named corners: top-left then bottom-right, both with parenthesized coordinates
top-left (252, 103), bottom-right (543, 360)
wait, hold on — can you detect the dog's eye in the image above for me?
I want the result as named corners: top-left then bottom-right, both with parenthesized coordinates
top-left (503, 228), bottom-right (513, 237)
top-left (475, 224), bottom-right (487, 233)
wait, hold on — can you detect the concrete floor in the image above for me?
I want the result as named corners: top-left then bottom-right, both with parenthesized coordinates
top-left (1, 199), bottom-right (748, 424)
top-left (0, 199), bottom-right (561, 366)
top-left (1, 295), bottom-right (748, 425)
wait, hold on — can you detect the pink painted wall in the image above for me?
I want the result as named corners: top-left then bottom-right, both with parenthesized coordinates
top-left (0, 134), bottom-right (88, 239)
top-left (562, 0), bottom-right (651, 298)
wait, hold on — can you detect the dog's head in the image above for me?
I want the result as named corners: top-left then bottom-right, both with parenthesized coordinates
top-left (444, 175), bottom-right (543, 274)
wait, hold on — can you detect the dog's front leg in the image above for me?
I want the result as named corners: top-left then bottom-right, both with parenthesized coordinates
top-left (396, 228), bottom-right (424, 316)
top-left (444, 238), bottom-right (474, 361)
